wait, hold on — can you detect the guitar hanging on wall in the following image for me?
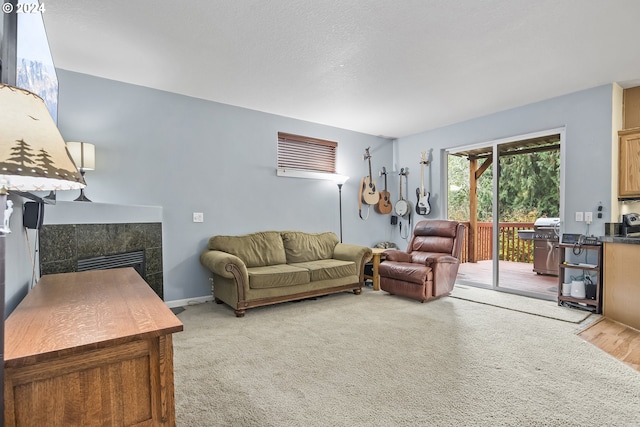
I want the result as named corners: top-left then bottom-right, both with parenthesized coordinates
top-left (375, 166), bottom-right (392, 214)
top-left (359, 147), bottom-right (379, 220)
top-left (361, 147), bottom-right (379, 205)
top-left (415, 151), bottom-right (431, 215)
top-left (394, 168), bottom-right (411, 218)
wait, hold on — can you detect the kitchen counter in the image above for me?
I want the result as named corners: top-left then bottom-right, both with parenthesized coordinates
top-left (600, 235), bottom-right (640, 244)
top-left (602, 242), bottom-right (640, 330)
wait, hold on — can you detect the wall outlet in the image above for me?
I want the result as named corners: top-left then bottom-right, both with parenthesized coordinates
top-left (193, 212), bottom-right (204, 223)
top-left (575, 212), bottom-right (583, 222)
top-left (584, 212), bottom-right (593, 223)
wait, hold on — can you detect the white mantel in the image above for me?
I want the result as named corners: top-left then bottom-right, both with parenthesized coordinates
top-left (43, 201), bottom-right (162, 225)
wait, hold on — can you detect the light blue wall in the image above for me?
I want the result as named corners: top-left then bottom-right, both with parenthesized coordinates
top-left (4, 74), bottom-right (616, 312)
top-left (5, 196), bottom-right (36, 316)
top-left (50, 70), bottom-right (395, 303)
top-left (392, 84), bottom-right (614, 248)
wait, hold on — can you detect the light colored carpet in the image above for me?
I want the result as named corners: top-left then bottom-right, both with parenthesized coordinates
top-left (173, 289), bottom-right (640, 426)
top-left (450, 285), bottom-right (592, 323)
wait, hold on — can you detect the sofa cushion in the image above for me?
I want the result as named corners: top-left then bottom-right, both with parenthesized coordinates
top-left (289, 259), bottom-right (357, 281)
top-left (208, 231), bottom-right (286, 268)
top-left (281, 231), bottom-right (339, 263)
top-left (247, 264), bottom-right (310, 289)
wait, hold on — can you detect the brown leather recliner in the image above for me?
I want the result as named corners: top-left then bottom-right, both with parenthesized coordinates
top-left (379, 220), bottom-right (465, 303)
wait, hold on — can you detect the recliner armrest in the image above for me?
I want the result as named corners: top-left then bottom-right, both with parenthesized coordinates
top-left (411, 253), bottom-right (459, 266)
top-left (425, 254), bottom-right (460, 298)
top-left (383, 249), bottom-right (412, 263)
top-left (428, 255), bottom-right (458, 265)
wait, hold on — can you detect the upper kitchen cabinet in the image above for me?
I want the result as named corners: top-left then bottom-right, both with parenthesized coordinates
top-left (619, 128), bottom-right (640, 199)
top-left (624, 86), bottom-right (640, 129)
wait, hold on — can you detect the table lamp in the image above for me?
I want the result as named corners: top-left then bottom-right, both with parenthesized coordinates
top-left (0, 83), bottom-right (85, 423)
top-left (66, 141), bottom-right (95, 202)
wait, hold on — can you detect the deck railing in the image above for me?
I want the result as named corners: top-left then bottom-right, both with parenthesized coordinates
top-left (460, 222), bottom-right (534, 264)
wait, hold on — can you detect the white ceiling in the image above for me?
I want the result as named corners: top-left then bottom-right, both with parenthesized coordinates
top-left (41, 0), bottom-right (640, 138)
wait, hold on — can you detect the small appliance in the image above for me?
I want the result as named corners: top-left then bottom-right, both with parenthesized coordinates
top-left (621, 213), bottom-right (640, 237)
top-left (570, 280), bottom-right (586, 299)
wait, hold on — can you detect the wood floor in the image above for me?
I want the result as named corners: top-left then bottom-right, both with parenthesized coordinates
top-left (578, 317), bottom-right (640, 372)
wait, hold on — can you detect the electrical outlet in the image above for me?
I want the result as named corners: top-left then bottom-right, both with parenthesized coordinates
top-left (584, 212), bottom-right (593, 223)
top-left (193, 212), bottom-right (204, 223)
top-left (575, 212), bottom-right (583, 222)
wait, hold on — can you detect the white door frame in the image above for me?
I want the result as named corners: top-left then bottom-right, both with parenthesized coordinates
top-left (446, 127), bottom-right (566, 299)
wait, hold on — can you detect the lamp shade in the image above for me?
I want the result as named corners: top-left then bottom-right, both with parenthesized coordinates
top-left (66, 142), bottom-right (95, 171)
top-left (0, 84), bottom-right (85, 192)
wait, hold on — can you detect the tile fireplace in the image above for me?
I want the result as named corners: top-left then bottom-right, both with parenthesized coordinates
top-left (38, 202), bottom-right (164, 299)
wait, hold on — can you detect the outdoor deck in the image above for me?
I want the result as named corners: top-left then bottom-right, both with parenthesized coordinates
top-left (456, 260), bottom-right (558, 298)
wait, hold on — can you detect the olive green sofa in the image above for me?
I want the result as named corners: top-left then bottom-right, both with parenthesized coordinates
top-left (200, 230), bottom-right (372, 317)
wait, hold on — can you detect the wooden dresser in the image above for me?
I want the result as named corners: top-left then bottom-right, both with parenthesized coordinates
top-left (4, 268), bottom-right (184, 427)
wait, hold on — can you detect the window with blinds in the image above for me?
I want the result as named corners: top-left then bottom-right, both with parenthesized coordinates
top-left (277, 132), bottom-right (337, 174)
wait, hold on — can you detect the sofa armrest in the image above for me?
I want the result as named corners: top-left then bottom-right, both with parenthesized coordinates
top-left (383, 249), bottom-right (412, 263)
top-left (333, 243), bottom-right (372, 264)
top-left (200, 250), bottom-right (249, 282)
top-left (333, 244), bottom-right (373, 281)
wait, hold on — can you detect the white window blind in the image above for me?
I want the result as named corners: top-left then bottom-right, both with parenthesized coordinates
top-left (277, 132), bottom-right (337, 173)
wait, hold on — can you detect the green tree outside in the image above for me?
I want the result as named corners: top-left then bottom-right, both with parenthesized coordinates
top-left (448, 150), bottom-right (560, 223)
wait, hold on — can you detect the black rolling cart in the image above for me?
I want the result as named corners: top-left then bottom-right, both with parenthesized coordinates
top-left (557, 242), bottom-right (603, 314)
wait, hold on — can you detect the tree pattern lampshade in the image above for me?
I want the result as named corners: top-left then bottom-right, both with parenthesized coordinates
top-left (0, 84), bottom-right (85, 192)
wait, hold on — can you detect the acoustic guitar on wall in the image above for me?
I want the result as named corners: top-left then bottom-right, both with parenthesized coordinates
top-left (375, 166), bottom-right (392, 214)
top-left (361, 147), bottom-right (380, 205)
top-left (416, 151), bottom-right (431, 215)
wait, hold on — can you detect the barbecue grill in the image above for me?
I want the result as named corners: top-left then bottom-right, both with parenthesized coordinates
top-left (532, 217), bottom-right (560, 276)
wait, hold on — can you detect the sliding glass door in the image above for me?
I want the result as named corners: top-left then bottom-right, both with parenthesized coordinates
top-left (447, 150), bottom-right (494, 289)
top-left (448, 129), bottom-right (564, 300)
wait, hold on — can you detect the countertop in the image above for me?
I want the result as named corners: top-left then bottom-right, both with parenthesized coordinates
top-left (599, 235), bottom-right (640, 245)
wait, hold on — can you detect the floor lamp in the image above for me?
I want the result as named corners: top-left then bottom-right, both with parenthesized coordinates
top-left (0, 84), bottom-right (85, 425)
top-left (336, 176), bottom-right (349, 242)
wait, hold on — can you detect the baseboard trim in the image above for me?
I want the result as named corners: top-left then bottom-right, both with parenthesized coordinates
top-left (165, 295), bottom-right (213, 308)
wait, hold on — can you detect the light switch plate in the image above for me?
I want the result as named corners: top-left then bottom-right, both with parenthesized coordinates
top-left (584, 212), bottom-right (593, 223)
top-left (193, 212), bottom-right (204, 223)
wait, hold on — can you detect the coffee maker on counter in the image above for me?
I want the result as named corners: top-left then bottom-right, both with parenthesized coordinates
top-left (621, 213), bottom-right (640, 237)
